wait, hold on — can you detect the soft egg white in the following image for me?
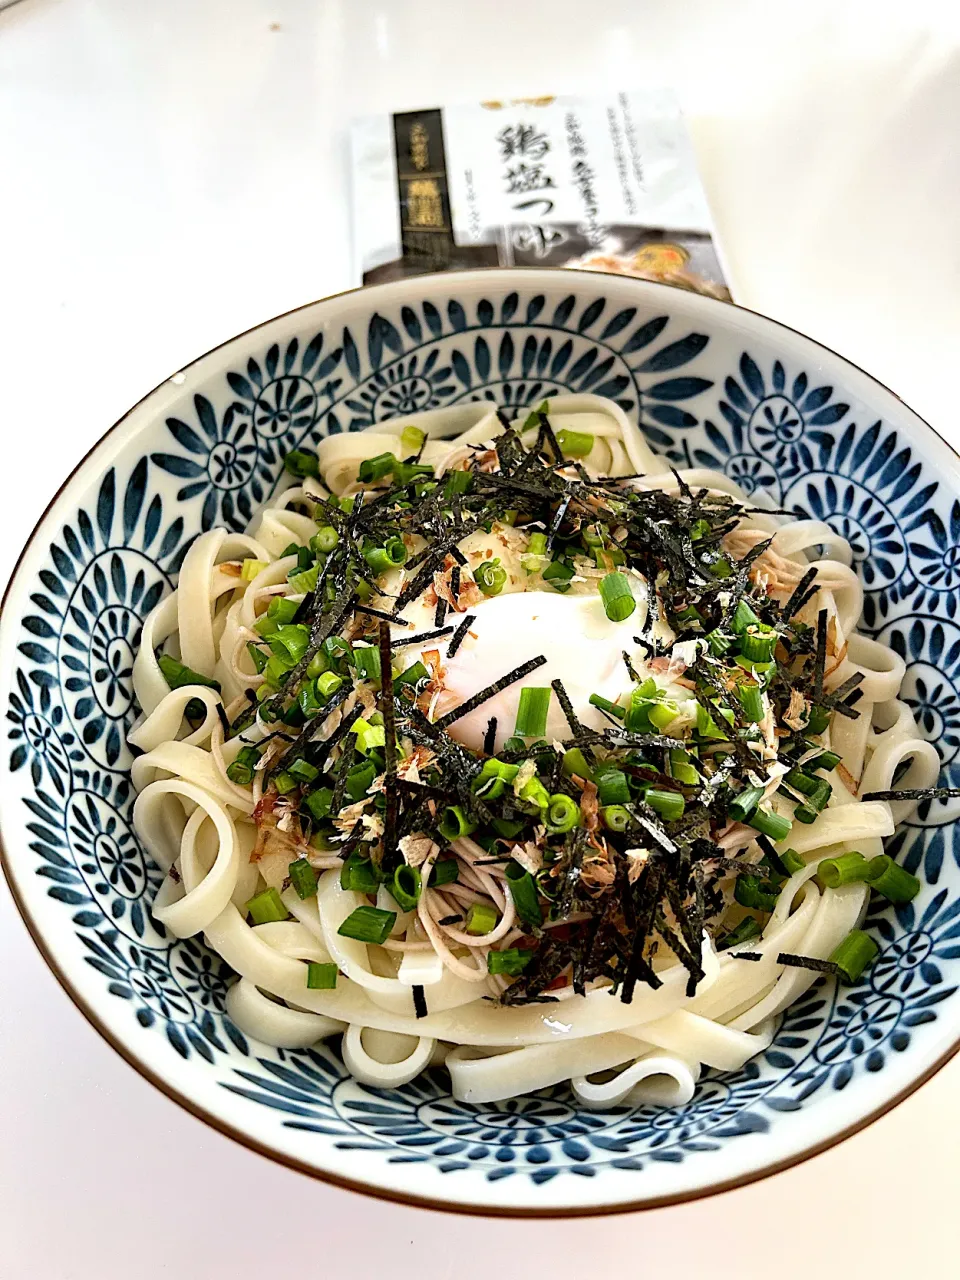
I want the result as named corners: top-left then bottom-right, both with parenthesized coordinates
top-left (435, 587), bottom-right (649, 753)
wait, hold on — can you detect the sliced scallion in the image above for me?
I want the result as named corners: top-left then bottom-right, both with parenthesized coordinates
top-left (505, 861), bottom-right (542, 925)
top-left (289, 857), bottom-right (319, 899)
top-left (599, 571), bottom-right (636, 622)
top-left (830, 929), bottom-right (878, 983)
top-left (514, 687), bottom-right (551, 738)
top-left (306, 961), bottom-right (338, 989)
top-left (245, 887), bottom-right (289, 925)
top-left (864, 855), bottom-right (921, 903)
top-left (338, 905), bottom-right (396, 944)
top-left (465, 902), bottom-right (498, 936)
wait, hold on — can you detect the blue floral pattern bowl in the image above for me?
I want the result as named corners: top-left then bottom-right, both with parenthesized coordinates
top-left (3, 269), bottom-right (959, 1214)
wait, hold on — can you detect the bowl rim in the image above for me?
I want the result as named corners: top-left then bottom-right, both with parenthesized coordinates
top-left (2, 265), bottom-right (959, 1216)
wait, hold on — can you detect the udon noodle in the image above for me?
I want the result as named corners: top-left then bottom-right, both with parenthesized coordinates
top-left (129, 394), bottom-right (936, 1106)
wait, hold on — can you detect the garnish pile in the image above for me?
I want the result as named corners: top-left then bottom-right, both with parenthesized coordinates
top-left (163, 408), bottom-right (927, 1006)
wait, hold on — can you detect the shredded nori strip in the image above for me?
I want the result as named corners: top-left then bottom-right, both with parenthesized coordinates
top-left (782, 566), bottom-right (819, 619)
top-left (412, 985), bottom-right (428, 1019)
top-left (483, 717), bottom-right (497, 756)
top-left (354, 603), bottom-right (405, 625)
top-left (434, 654), bottom-right (548, 729)
top-left (390, 626), bottom-right (454, 650)
top-left (776, 952), bottom-right (839, 974)
top-left (550, 677), bottom-right (582, 737)
top-left (447, 613), bottom-right (476, 659)
top-left (731, 951), bottom-right (762, 962)
top-left (434, 596), bottom-right (448, 629)
top-left (438, 914), bottom-right (463, 926)
top-left (863, 787), bottom-right (960, 802)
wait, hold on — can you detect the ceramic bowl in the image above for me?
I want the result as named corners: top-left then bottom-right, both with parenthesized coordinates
top-left (3, 269), bottom-right (959, 1215)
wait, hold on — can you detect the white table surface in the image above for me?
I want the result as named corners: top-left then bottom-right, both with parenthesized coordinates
top-left (2, 2), bottom-right (959, 1276)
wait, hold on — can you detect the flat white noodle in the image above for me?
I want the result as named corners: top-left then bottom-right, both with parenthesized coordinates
top-left (571, 1051), bottom-right (700, 1109)
top-left (126, 394), bottom-right (930, 1105)
top-left (341, 1025), bottom-right (436, 1087)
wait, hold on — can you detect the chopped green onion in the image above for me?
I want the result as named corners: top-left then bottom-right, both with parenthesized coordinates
top-left (303, 786), bottom-right (334, 821)
top-left (391, 863), bottom-right (422, 911)
top-left (562, 747), bottom-right (594, 781)
top-left (315, 670), bottom-right (343, 700)
top-left (306, 961), bottom-right (338, 989)
top-left (792, 779), bottom-right (832, 824)
top-left (696, 700), bottom-right (728, 741)
top-left (717, 915), bottom-right (763, 950)
top-left (358, 451), bottom-right (397, 483)
top-left (288, 759), bottom-right (318, 785)
top-left (601, 804), bottom-right (631, 832)
top-left (596, 768), bottom-right (631, 806)
top-left (284, 449), bottom-right (320, 479)
top-left (365, 537), bottom-right (407, 574)
top-left (705, 629), bottom-right (732, 656)
top-left (288, 857), bottom-right (319, 899)
top-left (599, 572), bottom-right (636, 622)
top-left (505, 861), bottom-right (542, 925)
top-left (263, 653), bottom-right (295, 688)
top-left (273, 770), bottom-right (297, 796)
top-left (246, 641), bottom-right (269, 675)
top-left (401, 425), bottom-right (426, 453)
top-left (338, 905), bottom-right (396, 944)
top-left (728, 785), bottom-right (764, 822)
top-left (830, 929), bottom-right (878, 983)
top-left (645, 789), bottom-right (685, 821)
top-left (748, 808), bottom-right (792, 842)
top-left (545, 792), bottom-right (579, 833)
top-left (488, 948), bottom-right (533, 977)
top-left (492, 816), bottom-right (525, 839)
top-left (351, 718), bottom-right (386, 755)
top-left (472, 757), bottom-right (520, 800)
top-left (475, 559), bottom-right (507, 596)
top-left (732, 600), bottom-right (761, 634)
top-left (519, 775), bottom-right (551, 814)
top-left (395, 659), bottom-right (428, 687)
top-left (806, 706), bottom-right (831, 735)
top-left (738, 683), bottom-right (764, 723)
top-left (514, 687), bottom-right (551, 738)
top-left (688, 518), bottom-right (711, 542)
top-left (556, 428), bottom-right (594, 457)
top-left (340, 851), bottom-right (378, 894)
top-left (241, 558), bottom-right (268, 581)
top-left (810, 749), bottom-right (842, 772)
top-left (157, 654), bottom-right (221, 694)
top-left (668, 748), bottom-right (699, 786)
top-left (777, 847), bottom-right (806, 877)
top-left (431, 858), bottom-right (459, 887)
top-left (245, 887), bottom-right (289, 925)
top-left (443, 469), bottom-right (473, 499)
top-left (817, 852), bottom-right (870, 889)
top-left (439, 805), bottom-right (478, 842)
top-left (734, 875), bottom-right (779, 912)
top-left (647, 701), bottom-right (677, 730)
top-left (465, 902), bottom-right (499, 936)
top-left (352, 646), bottom-right (381, 683)
top-left (305, 650), bottom-right (330, 678)
top-left (784, 768), bottom-right (821, 796)
top-left (589, 693), bottom-right (625, 720)
top-left (270, 624), bottom-right (310, 664)
top-left (225, 746), bottom-right (260, 786)
top-left (711, 555), bottom-right (733, 579)
top-left (741, 628), bottom-right (778, 663)
top-left (864, 855), bottom-right (921, 903)
top-left (542, 559), bottom-right (574, 592)
top-left (311, 525), bottom-right (339, 554)
top-left (289, 562), bottom-right (320, 596)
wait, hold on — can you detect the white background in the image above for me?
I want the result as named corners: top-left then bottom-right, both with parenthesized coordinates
top-left (2, 2), bottom-right (960, 1276)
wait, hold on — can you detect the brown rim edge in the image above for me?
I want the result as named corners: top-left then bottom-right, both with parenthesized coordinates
top-left (2, 267), bottom-right (960, 1218)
